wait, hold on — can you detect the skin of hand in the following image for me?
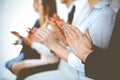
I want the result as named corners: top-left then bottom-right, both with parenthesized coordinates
top-left (22, 37), bottom-right (32, 46)
top-left (11, 28), bottom-right (38, 46)
top-left (63, 25), bottom-right (93, 62)
top-left (13, 40), bottom-right (19, 45)
top-left (27, 27), bottom-right (40, 42)
top-left (23, 28), bottom-right (38, 46)
top-left (35, 28), bottom-right (58, 47)
top-left (50, 14), bottom-right (67, 45)
top-left (11, 31), bottom-right (22, 45)
top-left (11, 31), bottom-right (21, 37)
top-left (35, 27), bottom-right (69, 61)
top-left (27, 28), bottom-right (37, 39)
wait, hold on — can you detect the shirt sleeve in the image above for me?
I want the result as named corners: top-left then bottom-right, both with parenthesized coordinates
top-left (18, 38), bottom-right (23, 44)
top-left (89, 9), bottom-right (115, 49)
top-left (31, 42), bottom-right (53, 55)
top-left (85, 46), bottom-right (112, 79)
top-left (68, 52), bottom-right (85, 72)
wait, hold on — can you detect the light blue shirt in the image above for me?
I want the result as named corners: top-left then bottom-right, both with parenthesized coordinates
top-left (68, 1), bottom-right (116, 80)
top-left (76, 1), bottom-right (115, 49)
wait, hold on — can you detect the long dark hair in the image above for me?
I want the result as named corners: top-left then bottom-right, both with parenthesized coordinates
top-left (42, 0), bottom-right (57, 18)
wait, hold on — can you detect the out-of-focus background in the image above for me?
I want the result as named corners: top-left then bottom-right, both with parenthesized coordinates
top-left (0, 0), bottom-right (67, 80)
top-left (0, 0), bottom-right (119, 80)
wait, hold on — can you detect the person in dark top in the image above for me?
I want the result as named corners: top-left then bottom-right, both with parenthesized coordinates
top-left (63, 9), bottom-right (120, 80)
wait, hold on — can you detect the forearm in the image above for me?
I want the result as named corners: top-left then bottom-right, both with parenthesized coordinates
top-left (85, 46), bottom-right (112, 79)
top-left (78, 49), bottom-right (93, 63)
top-left (48, 43), bottom-right (69, 62)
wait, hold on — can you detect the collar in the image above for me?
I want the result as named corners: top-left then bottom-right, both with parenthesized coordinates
top-left (93, 0), bottom-right (109, 9)
top-left (68, 1), bottom-right (75, 13)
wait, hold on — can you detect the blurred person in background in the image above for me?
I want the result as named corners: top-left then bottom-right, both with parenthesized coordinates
top-left (6, 0), bottom-right (59, 80)
top-left (6, 0), bottom-right (41, 75)
top-left (34, 0), bottom-right (116, 80)
top-left (63, 8), bottom-right (120, 80)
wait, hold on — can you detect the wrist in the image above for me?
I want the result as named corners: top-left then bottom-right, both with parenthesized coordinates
top-left (48, 42), bottom-right (59, 50)
top-left (48, 42), bottom-right (69, 62)
top-left (82, 49), bottom-right (93, 62)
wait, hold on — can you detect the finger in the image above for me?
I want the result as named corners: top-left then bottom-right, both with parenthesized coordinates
top-left (26, 30), bottom-right (30, 34)
top-left (32, 36), bottom-right (39, 42)
top-left (64, 25), bottom-right (78, 38)
top-left (55, 20), bottom-right (63, 29)
top-left (32, 28), bottom-right (38, 33)
top-left (32, 27), bottom-right (38, 31)
top-left (72, 27), bottom-right (83, 37)
top-left (35, 32), bottom-right (44, 40)
top-left (27, 27), bottom-right (32, 31)
top-left (52, 21), bottom-right (64, 36)
top-left (64, 28), bottom-right (69, 38)
top-left (85, 28), bottom-right (92, 41)
top-left (50, 17), bottom-right (54, 23)
top-left (64, 29), bottom-right (70, 43)
top-left (38, 30), bottom-right (48, 37)
top-left (43, 28), bottom-right (52, 35)
top-left (53, 13), bottom-right (61, 21)
top-left (11, 31), bottom-right (17, 34)
top-left (64, 27), bottom-right (74, 39)
top-left (35, 29), bottom-right (44, 38)
top-left (50, 18), bottom-right (59, 29)
top-left (50, 17), bottom-right (64, 31)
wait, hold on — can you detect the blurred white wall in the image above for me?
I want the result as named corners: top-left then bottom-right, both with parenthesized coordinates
top-left (0, 0), bottom-right (4, 79)
top-left (1, 0), bottom-right (37, 79)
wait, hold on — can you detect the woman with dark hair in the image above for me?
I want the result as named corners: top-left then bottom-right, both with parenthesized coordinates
top-left (8, 0), bottom-right (59, 77)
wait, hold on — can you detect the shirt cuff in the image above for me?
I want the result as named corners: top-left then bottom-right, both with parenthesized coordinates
top-left (68, 52), bottom-right (85, 72)
top-left (18, 38), bottom-right (23, 44)
top-left (31, 42), bottom-right (53, 55)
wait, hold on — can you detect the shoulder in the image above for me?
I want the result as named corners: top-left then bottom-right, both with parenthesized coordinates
top-left (99, 6), bottom-right (115, 16)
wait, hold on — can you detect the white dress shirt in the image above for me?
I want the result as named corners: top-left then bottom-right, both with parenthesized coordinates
top-left (67, 1), bottom-right (115, 80)
top-left (67, 0), bottom-right (88, 24)
top-left (31, 42), bottom-right (53, 56)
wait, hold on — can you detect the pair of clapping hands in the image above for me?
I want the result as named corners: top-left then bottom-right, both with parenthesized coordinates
top-left (11, 27), bottom-right (38, 46)
top-left (11, 14), bottom-right (93, 62)
top-left (35, 14), bottom-right (93, 62)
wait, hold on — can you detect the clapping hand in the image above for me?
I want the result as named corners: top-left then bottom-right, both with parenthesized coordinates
top-left (11, 31), bottom-right (21, 37)
top-left (63, 24), bottom-right (93, 62)
top-left (50, 14), bottom-right (67, 45)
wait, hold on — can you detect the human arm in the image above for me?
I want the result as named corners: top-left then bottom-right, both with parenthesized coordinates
top-left (84, 46), bottom-right (112, 79)
top-left (89, 11), bottom-right (115, 49)
top-left (64, 25), bottom-right (93, 62)
top-left (11, 31), bottom-right (23, 45)
top-left (64, 25), bottom-right (113, 79)
top-left (35, 28), bottom-right (69, 62)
